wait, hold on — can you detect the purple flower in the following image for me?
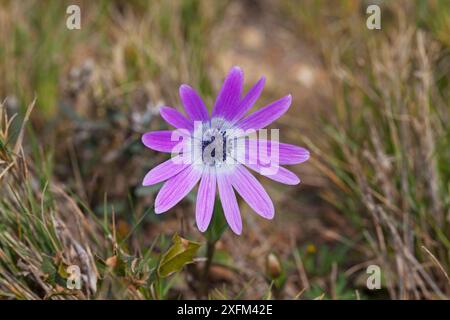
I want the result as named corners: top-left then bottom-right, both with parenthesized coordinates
top-left (142, 66), bottom-right (309, 235)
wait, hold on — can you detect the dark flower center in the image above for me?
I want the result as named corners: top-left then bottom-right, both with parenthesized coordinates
top-left (201, 130), bottom-right (227, 165)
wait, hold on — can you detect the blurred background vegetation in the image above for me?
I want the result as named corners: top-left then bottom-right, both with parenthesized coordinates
top-left (0, 0), bottom-right (449, 299)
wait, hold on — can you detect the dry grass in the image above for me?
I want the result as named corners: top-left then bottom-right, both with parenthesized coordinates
top-left (307, 7), bottom-right (450, 299)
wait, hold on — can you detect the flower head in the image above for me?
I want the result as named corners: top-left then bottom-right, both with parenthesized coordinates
top-left (142, 66), bottom-right (309, 235)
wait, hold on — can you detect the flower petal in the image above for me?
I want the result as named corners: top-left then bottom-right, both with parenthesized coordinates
top-left (244, 163), bottom-right (300, 185)
top-left (179, 84), bottom-right (209, 121)
top-left (142, 155), bottom-right (191, 186)
top-left (196, 167), bottom-right (216, 232)
top-left (142, 130), bottom-right (189, 153)
top-left (245, 139), bottom-right (310, 165)
top-left (160, 106), bottom-right (194, 131)
top-left (212, 66), bottom-right (244, 120)
top-left (237, 95), bottom-right (292, 131)
top-left (230, 77), bottom-right (265, 123)
top-left (231, 165), bottom-right (274, 219)
top-left (154, 165), bottom-right (203, 214)
top-left (217, 171), bottom-right (242, 235)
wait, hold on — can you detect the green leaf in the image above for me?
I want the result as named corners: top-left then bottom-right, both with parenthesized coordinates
top-left (41, 256), bottom-right (56, 284)
top-left (157, 234), bottom-right (201, 278)
top-left (204, 199), bottom-right (228, 243)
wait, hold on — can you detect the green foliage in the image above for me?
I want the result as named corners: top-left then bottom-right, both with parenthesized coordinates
top-left (204, 200), bottom-right (228, 244)
top-left (304, 274), bottom-right (357, 300)
top-left (158, 234), bottom-right (201, 278)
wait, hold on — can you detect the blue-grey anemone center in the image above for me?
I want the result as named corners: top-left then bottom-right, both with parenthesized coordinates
top-left (201, 127), bottom-right (229, 166)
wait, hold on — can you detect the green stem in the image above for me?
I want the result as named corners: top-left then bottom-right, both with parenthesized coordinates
top-left (200, 198), bottom-right (227, 297)
top-left (200, 238), bottom-right (216, 297)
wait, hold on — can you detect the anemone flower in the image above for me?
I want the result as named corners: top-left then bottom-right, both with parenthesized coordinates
top-left (142, 66), bottom-right (309, 235)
